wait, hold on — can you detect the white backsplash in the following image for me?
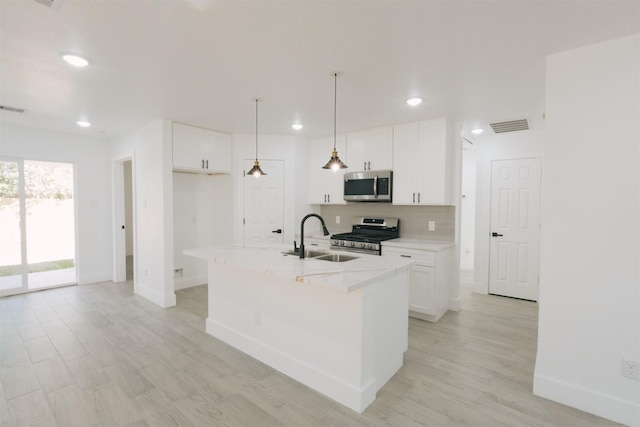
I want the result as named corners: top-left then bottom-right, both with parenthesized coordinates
top-left (319, 204), bottom-right (455, 241)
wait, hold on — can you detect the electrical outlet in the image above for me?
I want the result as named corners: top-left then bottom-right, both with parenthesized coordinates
top-left (622, 359), bottom-right (639, 380)
top-left (428, 221), bottom-right (436, 231)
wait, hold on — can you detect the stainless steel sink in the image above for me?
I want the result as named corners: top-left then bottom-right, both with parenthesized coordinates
top-left (313, 254), bottom-right (358, 263)
top-left (281, 249), bottom-right (358, 262)
top-left (282, 249), bottom-right (327, 258)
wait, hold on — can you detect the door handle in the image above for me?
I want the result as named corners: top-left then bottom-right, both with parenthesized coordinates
top-left (492, 232), bottom-right (503, 237)
top-left (272, 229), bottom-right (282, 234)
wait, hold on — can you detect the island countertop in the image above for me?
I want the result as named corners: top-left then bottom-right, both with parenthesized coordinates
top-left (184, 245), bottom-right (414, 293)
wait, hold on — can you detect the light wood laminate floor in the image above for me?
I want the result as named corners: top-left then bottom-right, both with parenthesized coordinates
top-left (0, 274), bottom-right (619, 426)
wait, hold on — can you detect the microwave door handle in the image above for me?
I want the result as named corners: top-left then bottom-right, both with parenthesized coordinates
top-left (373, 175), bottom-right (378, 198)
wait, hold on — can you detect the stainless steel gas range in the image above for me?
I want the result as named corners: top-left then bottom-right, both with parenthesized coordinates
top-left (330, 217), bottom-right (399, 255)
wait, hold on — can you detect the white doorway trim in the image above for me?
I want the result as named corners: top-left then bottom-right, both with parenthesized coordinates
top-left (488, 157), bottom-right (541, 301)
top-left (471, 130), bottom-right (545, 295)
top-left (113, 156), bottom-right (136, 283)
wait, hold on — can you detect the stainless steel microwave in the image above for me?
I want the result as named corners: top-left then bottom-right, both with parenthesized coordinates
top-left (343, 170), bottom-right (393, 202)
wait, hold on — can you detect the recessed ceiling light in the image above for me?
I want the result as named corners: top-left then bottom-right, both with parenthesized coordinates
top-left (292, 123), bottom-right (303, 130)
top-left (406, 97), bottom-right (422, 106)
top-left (62, 54), bottom-right (89, 67)
top-left (76, 121), bottom-right (91, 127)
top-left (471, 128), bottom-right (484, 135)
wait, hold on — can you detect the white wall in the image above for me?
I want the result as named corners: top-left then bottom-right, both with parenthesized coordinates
top-left (111, 119), bottom-right (176, 307)
top-left (124, 160), bottom-right (133, 256)
top-left (173, 171), bottom-right (233, 289)
top-left (460, 142), bottom-right (476, 270)
top-left (473, 129), bottom-right (545, 294)
top-left (533, 34), bottom-right (640, 426)
top-left (0, 125), bottom-right (112, 285)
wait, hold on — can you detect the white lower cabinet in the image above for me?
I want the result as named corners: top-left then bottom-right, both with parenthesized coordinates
top-left (382, 245), bottom-right (450, 322)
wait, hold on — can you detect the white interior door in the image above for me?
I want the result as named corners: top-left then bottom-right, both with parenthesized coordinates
top-left (243, 159), bottom-right (285, 246)
top-left (489, 157), bottom-right (541, 301)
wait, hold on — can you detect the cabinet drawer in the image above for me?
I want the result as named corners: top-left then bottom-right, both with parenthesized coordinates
top-left (382, 247), bottom-right (435, 267)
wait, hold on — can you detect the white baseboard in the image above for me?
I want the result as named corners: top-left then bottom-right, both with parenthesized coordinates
top-left (77, 271), bottom-right (111, 285)
top-left (448, 296), bottom-right (461, 312)
top-left (174, 275), bottom-right (207, 291)
top-left (533, 373), bottom-right (640, 427)
top-left (135, 283), bottom-right (176, 308)
top-left (472, 281), bottom-right (488, 295)
top-left (206, 318), bottom-right (376, 413)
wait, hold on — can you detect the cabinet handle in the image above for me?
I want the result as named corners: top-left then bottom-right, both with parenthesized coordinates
top-left (413, 193), bottom-right (416, 203)
top-left (368, 161), bottom-right (371, 170)
top-left (206, 160), bottom-right (209, 169)
top-left (327, 194), bottom-right (330, 203)
top-left (418, 192), bottom-right (421, 203)
top-left (400, 254), bottom-right (412, 258)
top-left (363, 161), bottom-right (366, 170)
top-left (201, 159), bottom-right (205, 168)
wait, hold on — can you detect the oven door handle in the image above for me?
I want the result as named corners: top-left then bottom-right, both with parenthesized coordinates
top-left (373, 175), bottom-right (378, 198)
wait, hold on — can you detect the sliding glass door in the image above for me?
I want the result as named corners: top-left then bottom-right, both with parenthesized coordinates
top-left (0, 158), bottom-right (76, 295)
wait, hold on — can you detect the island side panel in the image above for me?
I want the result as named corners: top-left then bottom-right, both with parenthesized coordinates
top-left (204, 259), bottom-right (408, 413)
top-left (363, 268), bottom-right (409, 392)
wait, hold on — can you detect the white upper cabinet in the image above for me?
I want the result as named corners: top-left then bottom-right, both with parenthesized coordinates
top-left (346, 126), bottom-right (393, 171)
top-left (172, 123), bottom-right (232, 173)
top-left (392, 117), bottom-right (452, 205)
top-left (307, 135), bottom-right (347, 205)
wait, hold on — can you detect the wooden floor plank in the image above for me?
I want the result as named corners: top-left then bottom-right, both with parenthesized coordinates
top-left (0, 276), bottom-right (622, 426)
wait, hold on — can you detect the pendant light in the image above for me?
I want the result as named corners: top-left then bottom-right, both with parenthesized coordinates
top-left (322, 72), bottom-right (348, 171)
top-left (247, 98), bottom-right (267, 177)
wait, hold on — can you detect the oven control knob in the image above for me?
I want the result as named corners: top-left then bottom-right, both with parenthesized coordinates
top-left (340, 241), bottom-right (345, 246)
top-left (349, 242), bottom-right (356, 247)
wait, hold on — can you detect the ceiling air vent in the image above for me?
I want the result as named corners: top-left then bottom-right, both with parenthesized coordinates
top-left (0, 105), bottom-right (26, 114)
top-left (489, 118), bottom-right (529, 134)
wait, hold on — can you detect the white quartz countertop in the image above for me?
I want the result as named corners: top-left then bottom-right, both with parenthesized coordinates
top-left (184, 245), bottom-right (414, 293)
top-left (382, 239), bottom-right (453, 252)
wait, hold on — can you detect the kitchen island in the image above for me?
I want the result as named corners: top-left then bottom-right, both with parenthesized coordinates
top-left (184, 245), bottom-right (413, 413)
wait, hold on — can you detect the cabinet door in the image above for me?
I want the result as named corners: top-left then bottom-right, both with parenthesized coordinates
top-left (307, 136), bottom-right (347, 204)
top-left (173, 123), bottom-right (207, 171)
top-left (392, 122), bottom-right (419, 204)
top-left (368, 127), bottom-right (393, 170)
top-left (417, 118), bottom-right (447, 204)
top-left (326, 135), bottom-right (347, 204)
top-left (346, 131), bottom-right (369, 171)
top-left (409, 265), bottom-right (436, 315)
top-left (307, 138), bottom-right (329, 204)
top-left (204, 131), bottom-right (232, 172)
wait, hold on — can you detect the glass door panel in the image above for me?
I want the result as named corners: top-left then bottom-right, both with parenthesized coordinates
top-left (24, 161), bottom-right (76, 289)
top-left (0, 160), bottom-right (24, 292)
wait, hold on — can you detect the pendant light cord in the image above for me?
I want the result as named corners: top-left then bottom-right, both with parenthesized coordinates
top-left (255, 98), bottom-right (259, 161)
top-left (333, 73), bottom-right (337, 151)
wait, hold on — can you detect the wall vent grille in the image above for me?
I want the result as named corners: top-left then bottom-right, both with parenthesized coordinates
top-left (489, 118), bottom-right (529, 133)
top-left (0, 105), bottom-right (26, 114)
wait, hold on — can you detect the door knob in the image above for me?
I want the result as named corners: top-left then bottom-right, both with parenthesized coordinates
top-left (272, 229), bottom-right (282, 234)
top-left (491, 232), bottom-right (503, 237)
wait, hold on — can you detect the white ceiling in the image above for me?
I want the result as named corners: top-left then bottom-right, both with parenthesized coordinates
top-left (1, 0), bottom-right (638, 140)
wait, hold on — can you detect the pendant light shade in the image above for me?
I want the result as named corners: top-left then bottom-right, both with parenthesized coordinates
top-left (322, 72), bottom-right (348, 171)
top-left (247, 98), bottom-right (266, 177)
